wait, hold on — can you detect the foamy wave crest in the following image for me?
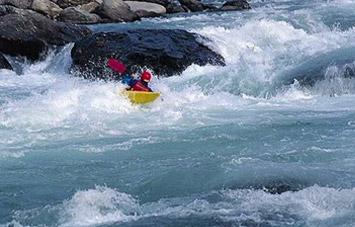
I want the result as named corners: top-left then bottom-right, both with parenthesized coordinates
top-left (7, 185), bottom-right (355, 226)
top-left (188, 19), bottom-right (355, 95)
top-left (59, 186), bottom-right (140, 226)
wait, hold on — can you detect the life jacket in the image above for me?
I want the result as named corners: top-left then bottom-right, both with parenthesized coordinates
top-left (121, 74), bottom-right (135, 86)
top-left (131, 80), bottom-right (152, 92)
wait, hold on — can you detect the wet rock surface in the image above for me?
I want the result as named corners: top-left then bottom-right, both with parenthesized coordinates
top-left (0, 8), bottom-right (91, 60)
top-left (220, 0), bottom-right (251, 11)
top-left (71, 29), bottom-right (225, 80)
top-left (0, 54), bottom-right (12, 70)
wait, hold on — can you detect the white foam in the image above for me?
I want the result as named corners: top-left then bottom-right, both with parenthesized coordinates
top-left (58, 186), bottom-right (140, 226)
top-left (1, 8), bottom-right (355, 159)
top-left (9, 185), bottom-right (355, 226)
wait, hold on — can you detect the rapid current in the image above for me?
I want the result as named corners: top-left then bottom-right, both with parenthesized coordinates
top-left (1, 0), bottom-right (355, 226)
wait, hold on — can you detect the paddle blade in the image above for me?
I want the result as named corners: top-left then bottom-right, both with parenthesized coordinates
top-left (107, 58), bottom-right (127, 74)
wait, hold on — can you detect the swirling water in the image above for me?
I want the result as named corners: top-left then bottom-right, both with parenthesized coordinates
top-left (1, 0), bottom-right (355, 226)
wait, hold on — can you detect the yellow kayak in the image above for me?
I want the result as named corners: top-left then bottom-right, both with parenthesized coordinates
top-left (122, 90), bottom-right (160, 104)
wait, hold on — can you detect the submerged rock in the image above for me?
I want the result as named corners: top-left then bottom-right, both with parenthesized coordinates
top-left (71, 29), bottom-right (225, 80)
top-left (178, 0), bottom-right (205, 12)
top-left (261, 182), bottom-right (305, 194)
top-left (0, 8), bottom-right (91, 60)
top-left (165, 3), bottom-right (185, 13)
top-left (0, 54), bottom-right (12, 70)
top-left (230, 178), bottom-right (308, 195)
top-left (220, 0), bottom-right (251, 11)
top-left (178, 0), bottom-right (250, 13)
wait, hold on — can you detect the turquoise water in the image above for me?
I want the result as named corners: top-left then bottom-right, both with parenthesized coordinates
top-left (1, 0), bottom-right (355, 226)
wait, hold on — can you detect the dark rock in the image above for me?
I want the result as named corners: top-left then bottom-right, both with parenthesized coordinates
top-left (0, 53), bottom-right (12, 70)
top-left (71, 29), bottom-right (225, 80)
top-left (0, 8), bottom-right (91, 60)
top-left (203, 3), bottom-right (218, 11)
top-left (165, 2), bottom-right (185, 13)
top-left (135, 9), bottom-right (160, 18)
top-left (177, 0), bottom-right (216, 12)
top-left (229, 178), bottom-right (308, 195)
top-left (0, 4), bottom-right (22, 15)
top-left (180, 4), bottom-right (190, 12)
top-left (344, 64), bottom-right (355, 78)
top-left (220, 0), bottom-right (251, 11)
top-left (262, 182), bottom-right (304, 194)
top-left (178, 0), bottom-right (205, 12)
top-left (0, 0), bottom-right (33, 9)
top-left (58, 6), bottom-right (101, 23)
top-left (56, 0), bottom-right (93, 8)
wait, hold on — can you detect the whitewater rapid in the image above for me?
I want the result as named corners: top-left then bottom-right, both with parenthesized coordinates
top-left (1, 0), bottom-right (355, 226)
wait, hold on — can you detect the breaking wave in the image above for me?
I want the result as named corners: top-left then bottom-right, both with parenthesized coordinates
top-left (5, 185), bottom-right (355, 226)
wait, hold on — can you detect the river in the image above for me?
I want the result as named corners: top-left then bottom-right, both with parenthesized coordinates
top-left (1, 0), bottom-right (355, 226)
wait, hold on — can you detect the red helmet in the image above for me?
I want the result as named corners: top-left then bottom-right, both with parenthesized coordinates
top-left (141, 71), bottom-right (152, 82)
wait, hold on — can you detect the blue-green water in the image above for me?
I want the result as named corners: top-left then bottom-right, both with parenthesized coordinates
top-left (1, 0), bottom-right (355, 226)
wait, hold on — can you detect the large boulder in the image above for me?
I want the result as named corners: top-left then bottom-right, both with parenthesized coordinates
top-left (58, 7), bottom-right (101, 23)
top-left (0, 0), bottom-right (33, 9)
top-left (56, 0), bottom-right (93, 8)
top-left (0, 53), bottom-right (12, 70)
top-left (0, 8), bottom-right (91, 60)
top-left (71, 29), bottom-right (225, 80)
top-left (31, 0), bottom-right (63, 18)
top-left (220, 0), bottom-right (251, 11)
top-left (125, 1), bottom-right (166, 17)
top-left (95, 0), bottom-right (139, 22)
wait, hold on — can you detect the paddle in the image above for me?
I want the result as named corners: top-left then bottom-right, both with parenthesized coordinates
top-left (107, 58), bottom-right (127, 74)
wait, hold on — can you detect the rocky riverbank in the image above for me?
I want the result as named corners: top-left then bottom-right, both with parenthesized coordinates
top-left (0, 4), bottom-right (225, 79)
top-left (0, 0), bottom-right (251, 24)
top-left (0, 0), bottom-right (250, 77)
top-left (0, 5), bottom-right (91, 61)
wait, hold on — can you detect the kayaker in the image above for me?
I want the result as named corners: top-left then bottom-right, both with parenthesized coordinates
top-left (107, 58), bottom-right (153, 92)
top-left (128, 71), bottom-right (153, 92)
